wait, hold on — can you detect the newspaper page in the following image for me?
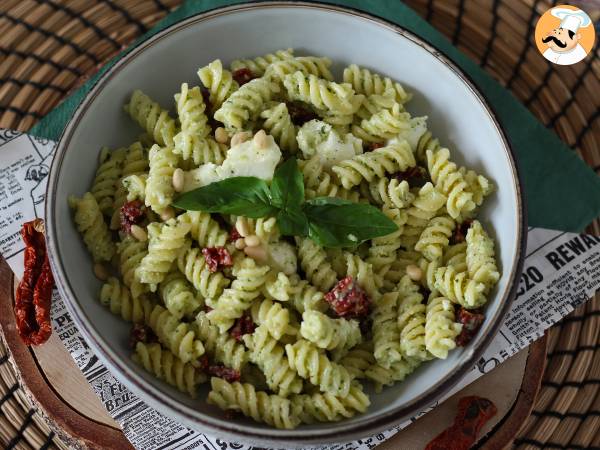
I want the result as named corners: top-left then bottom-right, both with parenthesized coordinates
top-left (1, 131), bottom-right (600, 450)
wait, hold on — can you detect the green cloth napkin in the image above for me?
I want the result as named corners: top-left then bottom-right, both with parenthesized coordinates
top-left (29, 0), bottom-right (600, 232)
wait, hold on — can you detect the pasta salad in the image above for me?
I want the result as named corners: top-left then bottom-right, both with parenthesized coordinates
top-left (69, 49), bottom-right (499, 429)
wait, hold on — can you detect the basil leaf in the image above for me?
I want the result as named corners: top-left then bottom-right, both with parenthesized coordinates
top-left (172, 177), bottom-right (277, 218)
top-left (277, 208), bottom-right (309, 237)
top-left (270, 157), bottom-right (304, 210)
top-left (303, 197), bottom-right (398, 247)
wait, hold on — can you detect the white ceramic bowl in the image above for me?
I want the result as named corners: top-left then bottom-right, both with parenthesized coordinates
top-left (46, 2), bottom-right (526, 446)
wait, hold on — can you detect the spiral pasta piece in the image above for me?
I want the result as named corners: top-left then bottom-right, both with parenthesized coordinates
top-left (69, 192), bottom-right (115, 262)
top-left (208, 378), bottom-right (300, 429)
top-left (175, 83), bottom-right (210, 139)
top-left (260, 103), bottom-right (298, 152)
top-left (207, 257), bottom-right (270, 332)
top-left (111, 142), bottom-right (148, 228)
top-left (396, 276), bottom-right (429, 360)
top-left (298, 156), bottom-right (360, 202)
top-left (415, 130), bottom-right (441, 163)
top-left (159, 272), bottom-right (203, 320)
top-left (197, 59), bottom-right (239, 110)
top-left (178, 211), bottom-right (228, 247)
top-left (296, 237), bottom-right (338, 292)
top-left (283, 72), bottom-right (358, 115)
top-left (417, 257), bottom-right (440, 292)
top-left (214, 78), bottom-right (279, 131)
top-left (100, 277), bottom-right (154, 324)
top-left (177, 245), bottom-right (230, 299)
top-left (371, 291), bottom-right (402, 367)
top-left (415, 215), bottom-right (456, 262)
top-left (365, 358), bottom-right (419, 392)
top-left (251, 298), bottom-right (297, 340)
top-left (383, 249), bottom-right (420, 288)
top-left (402, 182), bottom-right (447, 249)
top-left (145, 144), bottom-right (178, 214)
top-left (351, 103), bottom-right (411, 142)
top-left (243, 325), bottom-right (303, 397)
top-left (355, 89), bottom-right (397, 120)
top-left (231, 48), bottom-right (294, 76)
top-left (368, 206), bottom-right (407, 272)
top-left (434, 265), bottom-right (487, 309)
top-left (427, 148), bottom-right (475, 219)
top-left (363, 178), bottom-right (414, 209)
top-left (173, 135), bottom-right (226, 167)
top-left (343, 252), bottom-right (379, 299)
top-left (300, 310), bottom-right (361, 352)
top-left (285, 275), bottom-right (328, 314)
top-left (343, 64), bottom-right (410, 104)
top-left (292, 382), bottom-right (370, 423)
top-left (146, 303), bottom-right (205, 364)
top-left (122, 173), bottom-right (148, 202)
top-left (331, 140), bottom-right (415, 189)
top-left (133, 342), bottom-right (205, 397)
top-left (124, 90), bottom-right (177, 147)
top-left (425, 294), bottom-right (462, 359)
top-left (194, 311), bottom-right (247, 370)
top-left (266, 56), bottom-right (333, 81)
top-left (117, 236), bottom-right (148, 299)
top-left (90, 147), bottom-right (126, 215)
top-left (466, 220), bottom-right (500, 289)
top-left (337, 342), bottom-right (376, 378)
top-left (443, 242), bottom-right (468, 272)
top-left (285, 339), bottom-right (353, 397)
top-left (459, 167), bottom-right (494, 207)
top-left (136, 219), bottom-right (191, 291)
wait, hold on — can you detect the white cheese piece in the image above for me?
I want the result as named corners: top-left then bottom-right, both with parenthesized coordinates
top-left (182, 135), bottom-right (282, 192)
top-left (267, 241), bottom-right (297, 275)
top-left (297, 119), bottom-right (362, 168)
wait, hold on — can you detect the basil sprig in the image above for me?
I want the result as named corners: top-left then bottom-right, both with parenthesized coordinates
top-left (172, 158), bottom-right (397, 247)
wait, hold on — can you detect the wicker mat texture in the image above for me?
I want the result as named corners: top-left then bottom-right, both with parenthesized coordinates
top-left (0, 0), bottom-right (599, 449)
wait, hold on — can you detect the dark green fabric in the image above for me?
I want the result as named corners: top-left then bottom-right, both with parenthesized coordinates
top-left (29, 0), bottom-right (600, 232)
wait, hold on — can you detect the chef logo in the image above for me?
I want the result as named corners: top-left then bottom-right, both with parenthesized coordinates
top-left (535, 5), bottom-right (595, 65)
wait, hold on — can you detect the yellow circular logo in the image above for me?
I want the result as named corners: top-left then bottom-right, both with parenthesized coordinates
top-left (535, 4), bottom-right (595, 65)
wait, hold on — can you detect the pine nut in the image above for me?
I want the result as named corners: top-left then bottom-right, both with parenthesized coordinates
top-left (130, 224), bottom-right (148, 242)
top-left (244, 245), bottom-right (267, 263)
top-left (236, 219), bottom-right (250, 237)
top-left (172, 168), bottom-right (185, 192)
top-left (215, 127), bottom-right (229, 144)
top-left (244, 235), bottom-right (260, 247)
top-left (160, 207), bottom-right (175, 222)
top-left (234, 238), bottom-right (246, 250)
top-left (93, 263), bottom-right (109, 281)
top-left (253, 129), bottom-right (269, 149)
top-left (231, 131), bottom-right (251, 147)
top-left (406, 265), bottom-right (422, 281)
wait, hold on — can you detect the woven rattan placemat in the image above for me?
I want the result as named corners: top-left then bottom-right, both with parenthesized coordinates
top-left (0, 0), bottom-right (599, 448)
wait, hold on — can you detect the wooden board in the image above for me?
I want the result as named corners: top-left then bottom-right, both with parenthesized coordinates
top-left (0, 258), bottom-right (546, 449)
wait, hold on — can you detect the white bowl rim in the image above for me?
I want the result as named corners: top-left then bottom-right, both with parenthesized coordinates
top-left (45, 1), bottom-right (527, 444)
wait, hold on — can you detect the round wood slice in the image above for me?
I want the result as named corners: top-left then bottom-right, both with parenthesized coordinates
top-left (0, 257), bottom-right (546, 449)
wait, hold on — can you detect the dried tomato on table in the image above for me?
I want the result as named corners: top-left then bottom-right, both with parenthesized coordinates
top-left (202, 247), bottom-right (233, 272)
top-left (325, 276), bottom-right (371, 319)
top-left (455, 307), bottom-right (485, 346)
top-left (15, 219), bottom-right (54, 346)
top-left (425, 396), bottom-right (497, 450)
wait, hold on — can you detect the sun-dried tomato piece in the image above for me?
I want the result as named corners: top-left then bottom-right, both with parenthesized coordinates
top-left (15, 219), bottom-right (54, 346)
top-left (425, 396), bottom-right (497, 450)
top-left (366, 142), bottom-right (385, 152)
top-left (394, 166), bottom-right (429, 187)
top-left (120, 200), bottom-right (145, 233)
top-left (129, 324), bottom-right (157, 348)
top-left (229, 226), bottom-right (242, 242)
top-left (325, 276), bottom-right (371, 318)
top-left (229, 312), bottom-right (256, 342)
top-left (197, 354), bottom-right (210, 372)
top-left (286, 101), bottom-right (319, 126)
top-left (455, 307), bottom-right (485, 346)
top-left (202, 247), bottom-right (233, 273)
top-left (232, 68), bottom-right (257, 86)
top-left (452, 219), bottom-right (474, 245)
top-left (208, 364), bottom-right (241, 383)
